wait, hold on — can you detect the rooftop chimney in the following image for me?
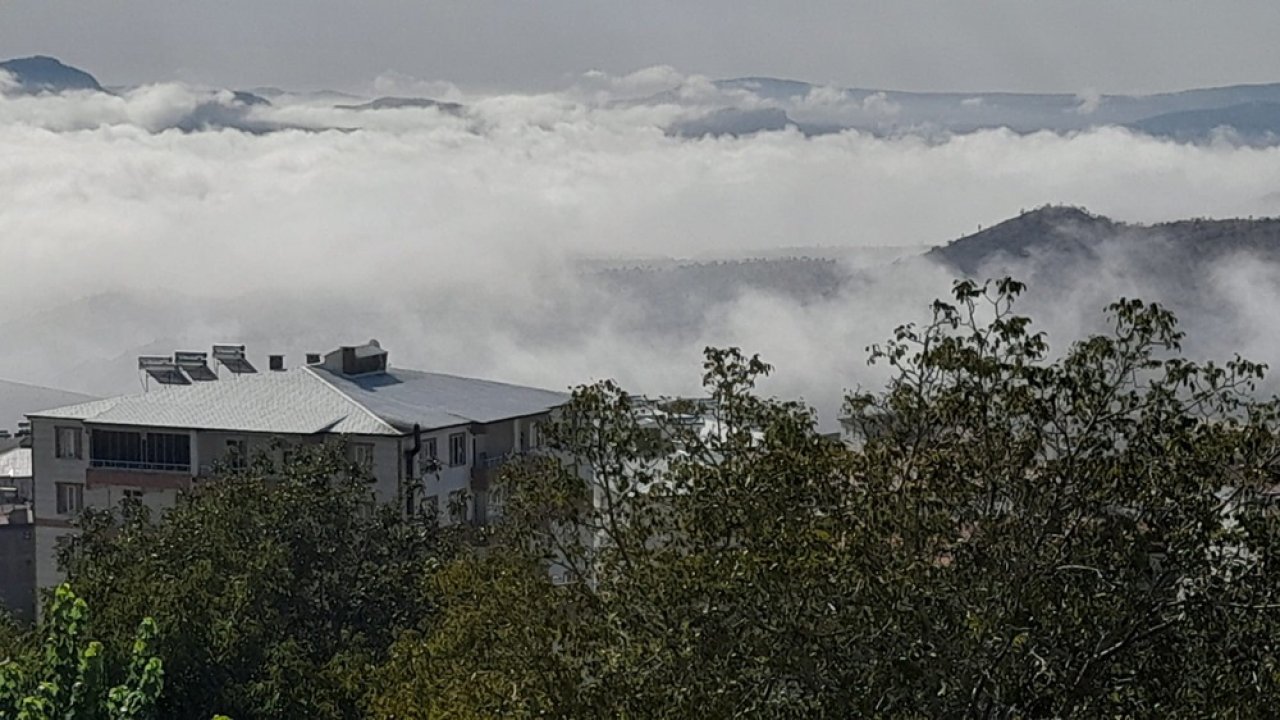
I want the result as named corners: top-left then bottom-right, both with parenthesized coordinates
top-left (322, 340), bottom-right (388, 376)
top-left (269, 355), bottom-right (285, 371)
top-left (306, 353), bottom-right (321, 365)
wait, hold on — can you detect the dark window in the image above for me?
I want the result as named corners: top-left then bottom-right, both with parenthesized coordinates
top-left (55, 426), bottom-right (82, 459)
top-left (449, 433), bottom-right (466, 467)
top-left (144, 433), bottom-right (190, 470)
top-left (91, 430), bottom-right (143, 467)
top-left (351, 442), bottom-right (375, 470)
top-left (56, 483), bottom-right (83, 515)
top-left (226, 439), bottom-right (246, 470)
top-left (90, 430), bottom-right (189, 471)
top-left (448, 489), bottom-right (468, 523)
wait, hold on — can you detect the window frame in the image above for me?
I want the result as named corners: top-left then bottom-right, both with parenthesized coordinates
top-left (55, 482), bottom-right (83, 515)
top-left (89, 429), bottom-right (190, 472)
top-left (351, 442), bottom-right (376, 471)
top-left (448, 432), bottom-right (467, 467)
top-left (225, 438), bottom-right (247, 470)
top-left (448, 489), bottom-right (468, 524)
top-left (54, 426), bottom-right (82, 460)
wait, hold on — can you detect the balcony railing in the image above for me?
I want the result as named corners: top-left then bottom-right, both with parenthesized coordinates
top-left (475, 451), bottom-right (513, 469)
top-left (90, 459), bottom-right (191, 473)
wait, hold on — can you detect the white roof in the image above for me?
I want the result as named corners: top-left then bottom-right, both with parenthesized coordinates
top-left (29, 366), bottom-right (568, 437)
top-left (0, 447), bottom-right (31, 479)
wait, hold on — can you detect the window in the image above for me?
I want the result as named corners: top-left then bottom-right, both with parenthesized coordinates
top-left (122, 489), bottom-right (143, 501)
top-left (90, 430), bottom-right (189, 471)
top-left (423, 437), bottom-right (438, 461)
top-left (351, 442), bottom-right (375, 471)
top-left (55, 483), bottom-right (83, 515)
top-left (448, 432), bottom-right (467, 467)
top-left (91, 430), bottom-right (141, 467)
top-left (448, 489), bottom-right (468, 524)
top-left (55, 426), bottom-right (82, 459)
top-left (225, 439), bottom-right (246, 470)
top-left (144, 432), bottom-right (190, 470)
top-left (488, 487), bottom-right (505, 522)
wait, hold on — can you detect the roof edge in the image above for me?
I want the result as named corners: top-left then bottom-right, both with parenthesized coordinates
top-left (302, 367), bottom-right (401, 435)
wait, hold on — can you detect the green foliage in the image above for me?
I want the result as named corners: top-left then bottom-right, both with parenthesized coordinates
top-left (0, 584), bottom-right (163, 720)
top-left (59, 442), bottom-right (450, 720)
top-left (373, 279), bottom-right (1280, 718)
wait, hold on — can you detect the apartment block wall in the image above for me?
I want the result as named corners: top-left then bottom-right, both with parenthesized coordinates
top-left (0, 522), bottom-right (35, 623)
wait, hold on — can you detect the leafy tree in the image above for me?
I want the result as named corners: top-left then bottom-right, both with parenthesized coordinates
top-left (0, 584), bottom-right (163, 720)
top-left (373, 280), bottom-right (1280, 718)
top-left (59, 442), bottom-right (450, 720)
top-left (0, 613), bottom-right (31, 667)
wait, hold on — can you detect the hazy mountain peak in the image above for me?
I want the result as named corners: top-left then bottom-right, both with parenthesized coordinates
top-left (0, 55), bottom-right (104, 94)
top-left (928, 206), bottom-right (1117, 275)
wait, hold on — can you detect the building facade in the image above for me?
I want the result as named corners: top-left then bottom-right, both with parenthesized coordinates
top-left (25, 341), bottom-right (566, 606)
top-left (0, 443), bottom-right (36, 622)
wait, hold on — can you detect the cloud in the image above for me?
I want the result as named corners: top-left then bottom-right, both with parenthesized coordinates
top-left (1074, 88), bottom-right (1102, 115)
top-left (578, 65), bottom-right (686, 99)
top-left (797, 85), bottom-right (849, 110)
top-left (861, 91), bottom-right (901, 118)
top-left (370, 71), bottom-right (463, 102)
top-left (2, 82), bottom-right (1280, 425)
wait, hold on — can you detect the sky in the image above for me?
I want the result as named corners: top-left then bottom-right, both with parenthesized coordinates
top-left (3, 3), bottom-right (1280, 426)
top-left (2, 81), bottom-right (1280, 426)
top-left (2, 0), bottom-right (1280, 93)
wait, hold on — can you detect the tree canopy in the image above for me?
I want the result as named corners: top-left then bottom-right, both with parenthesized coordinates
top-left (58, 443), bottom-right (450, 720)
top-left (39, 279), bottom-right (1280, 718)
top-left (0, 584), bottom-right (163, 720)
top-left (373, 280), bottom-right (1280, 718)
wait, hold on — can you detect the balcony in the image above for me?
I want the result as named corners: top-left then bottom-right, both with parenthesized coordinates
top-left (86, 465), bottom-right (192, 491)
top-left (471, 451), bottom-right (518, 489)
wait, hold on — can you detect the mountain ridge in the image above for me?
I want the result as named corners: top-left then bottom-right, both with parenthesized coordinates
top-left (0, 55), bottom-right (104, 94)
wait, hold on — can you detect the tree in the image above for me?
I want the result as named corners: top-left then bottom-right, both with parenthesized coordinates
top-left (372, 280), bottom-right (1280, 718)
top-left (0, 584), bottom-right (163, 720)
top-left (59, 442), bottom-right (451, 720)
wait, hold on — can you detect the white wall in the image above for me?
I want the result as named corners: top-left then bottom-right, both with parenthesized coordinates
top-left (415, 426), bottom-right (473, 524)
top-left (30, 417), bottom-right (88, 521)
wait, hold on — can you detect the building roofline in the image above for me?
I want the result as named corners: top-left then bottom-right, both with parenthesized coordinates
top-left (302, 367), bottom-right (401, 435)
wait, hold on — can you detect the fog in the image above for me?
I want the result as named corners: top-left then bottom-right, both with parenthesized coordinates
top-left (3, 70), bottom-right (1280, 425)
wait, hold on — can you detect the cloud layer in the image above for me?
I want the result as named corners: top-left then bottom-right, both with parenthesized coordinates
top-left (3, 74), bottom-right (1280, 424)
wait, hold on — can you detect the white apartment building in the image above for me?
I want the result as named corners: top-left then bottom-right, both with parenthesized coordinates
top-left (25, 340), bottom-right (567, 599)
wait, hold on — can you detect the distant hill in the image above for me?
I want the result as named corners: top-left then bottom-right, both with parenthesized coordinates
top-left (927, 207), bottom-right (1119, 275)
top-left (252, 87), bottom-right (366, 104)
top-left (668, 107), bottom-right (794, 138)
top-left (0, 55), bottom-right (103, 94)
top-left (335, 96), bottom-right (464, 113)
top-left (1128, 102), bottom-right (1280, 144)
top-left (0, 379), bottom-right (96, 433)
top-left (230, 90), bottom-right (272, 107)
top-left (928, 205), bottom-right (1280, 280)
top-left (645, 76), bottom-right (1280, 140)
